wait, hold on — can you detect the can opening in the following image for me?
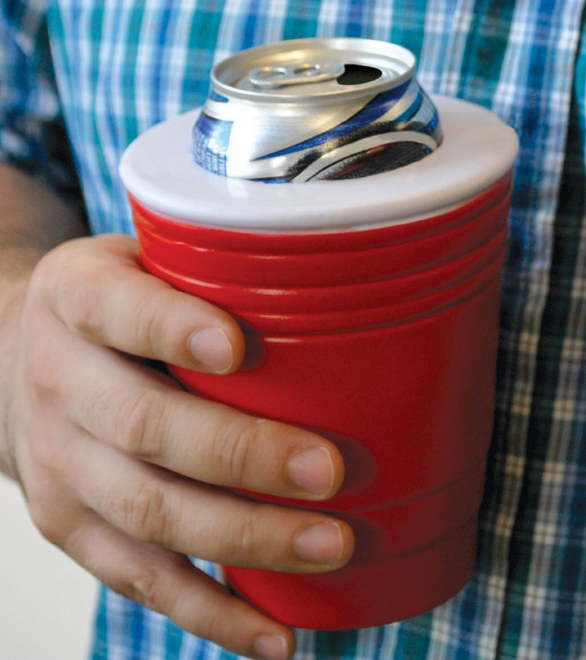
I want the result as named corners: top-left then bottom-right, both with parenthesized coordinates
top-left (337, 64), bottom-right (383, 85)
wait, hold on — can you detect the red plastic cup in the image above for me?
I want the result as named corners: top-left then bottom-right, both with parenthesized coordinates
top-left (120, 96), bottom-right (518, 630)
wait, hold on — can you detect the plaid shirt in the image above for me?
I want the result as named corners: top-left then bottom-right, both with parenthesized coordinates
top-left (2, 1), bottom-right (586, 658)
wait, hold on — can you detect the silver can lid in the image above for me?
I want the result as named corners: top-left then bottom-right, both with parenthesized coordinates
top-left (212, 38), bottom-right (416, 103)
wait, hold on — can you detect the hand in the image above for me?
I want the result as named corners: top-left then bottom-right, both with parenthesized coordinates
top-left (4, 234), bottom-right (353, 660)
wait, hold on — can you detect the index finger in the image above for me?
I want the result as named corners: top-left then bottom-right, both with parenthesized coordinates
top-left (39, 234), bottom-right (245, 374)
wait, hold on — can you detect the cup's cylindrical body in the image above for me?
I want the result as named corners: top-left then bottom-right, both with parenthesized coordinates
top-left (129, 173), bottom-right (510, 628)
top-left (121, 95), bottom-right (519, 630)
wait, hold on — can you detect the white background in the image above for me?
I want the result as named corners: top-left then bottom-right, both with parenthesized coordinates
top-left (0, 476), bottom-right (98, 660)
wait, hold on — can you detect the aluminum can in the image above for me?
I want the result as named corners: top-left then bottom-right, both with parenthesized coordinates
top-left (120, 39), bottom-right (519, 630)
top-left (192, 38), bottom-right (442, 182)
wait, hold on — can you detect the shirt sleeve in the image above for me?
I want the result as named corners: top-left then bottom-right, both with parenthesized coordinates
top-left (0, 0), bottom-right (81, 202)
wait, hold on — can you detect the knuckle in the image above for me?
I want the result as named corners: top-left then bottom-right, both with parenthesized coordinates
top-left (200, 608), bottom-right (226, 645)
top-left (28, 244), bottom-right (73, 294)
top-left (231, 514), bottom-right (259, 561)
top-left (133, 287), bottom-right (198, 365)
top-left (36, 241), bottom-right (102, 338)
top-left (28, 497), bottom-right (66, 547)
top-left (26, 256), bottom-right (51, 303)
top-left (64, 278), bottom-right (102, 339)
top-left (133, 294), bottom-right (169, 357)
top-left (22, 356), bottom-right (60, 404)
top-left (127, 568), bottom-right (164, 611)
top-left (116, 480), bottom-right (172, 544)
top-left (115, 389), bottom-right (163, 459)
top-left (18, 326), bottom-right (64, 407)
top-left (30, 434), bottom-right (62, 474)
top-left (213, 420), bottom-right (259, 485)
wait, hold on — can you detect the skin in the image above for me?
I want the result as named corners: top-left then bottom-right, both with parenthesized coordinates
top-left (0, 164), bottom-right (354, 660)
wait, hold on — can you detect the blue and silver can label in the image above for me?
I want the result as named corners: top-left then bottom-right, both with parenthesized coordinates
top-left (193, 38), bottom-right (442, 183)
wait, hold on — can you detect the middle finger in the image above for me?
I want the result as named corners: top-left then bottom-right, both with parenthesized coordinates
top-left (63, 340), bottom-right (344, 502)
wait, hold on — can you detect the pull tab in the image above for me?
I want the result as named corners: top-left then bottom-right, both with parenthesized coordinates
top-left (248, 61), bottom-right (345, 88)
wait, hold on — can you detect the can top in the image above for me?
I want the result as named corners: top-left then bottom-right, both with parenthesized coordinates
top-left (120, 96), bottom-right (519, 231)
top-left (212, 38), bottom-right (415, 103)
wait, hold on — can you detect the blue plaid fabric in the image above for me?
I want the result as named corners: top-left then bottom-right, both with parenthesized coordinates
top-left (2, 1), bottom-right (586, 658)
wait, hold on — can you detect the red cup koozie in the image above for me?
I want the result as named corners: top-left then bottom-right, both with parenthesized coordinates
top-left (120, 92), bottom-right (519, 629)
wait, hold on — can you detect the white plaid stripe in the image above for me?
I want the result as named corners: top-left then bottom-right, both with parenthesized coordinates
top-left (437, 0), bottom-right (476, 97)
top-left (315, 0), bottom-right (341, 35)
top-left (369, 1), bottom-right (395, 42)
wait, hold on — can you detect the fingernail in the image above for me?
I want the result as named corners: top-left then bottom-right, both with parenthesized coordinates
top-left (252, 634), bottom-right (289, 660)
top-left (286, 446), bottom-right (335, 496)
top-left (189, 328), bottom-right (233, 373)
top-left (294, 521), bottom-right (345, 565)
